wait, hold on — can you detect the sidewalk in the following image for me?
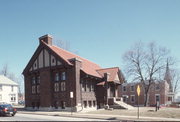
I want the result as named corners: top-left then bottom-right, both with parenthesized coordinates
top-left (17, 110), bottom-right (180, 121)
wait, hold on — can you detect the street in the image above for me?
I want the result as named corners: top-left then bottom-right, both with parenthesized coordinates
top-left (0, 113), bottom-right (105, 121)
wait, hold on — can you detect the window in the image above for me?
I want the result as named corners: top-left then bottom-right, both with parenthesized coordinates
top-left (131, 95), bottom-right (135, 103)
top-left (131, 85), bottom-right (134, 92)
top-left (88, 101), bottom-right (92, 107)
top-left (155, 84), bottom-right (160, 90)
top-left (37, 85), bottom-right (40, 93)
top-left (168, 97), bottom-right (172, 101)
top-left (37, 76), bottom-right (40, 84)
top-left (83, 101), bottom-right (87, 108)
top-left (61, 82), bottom-right (66, 91)
top-left (155, 94), bottom-right (160, 102)
top-left (81, 80), bottom-right (85, 91)
top-left (123, 95), bottom-right (127, 102)
top-left (93, 101), bottom-right (96, 107)
top-left (91, 82), bottom-right (94, 91)
top-left (34, 63), bottom-right (37, 68)
top-left (61, 72), bottom-right (66, 80)
top-left (54, 83), bottom-right (59, 92)
top-left (82, 81), bottom-right (86, 92)
top-left (123, 86), bottom-right (126, 92)
top-left (32, 86), bottom-right (36, 94)
top-left (61, 101), bottom-right (66, 109)
top-left (0, 85), bottom-right (2, 91)
top-left (52, 58), bottom-right (55, 63)
top-left (55, 73), bottom-right (60, 81)
top-left (88, 82), bottom-right (91, 92)
top-left (32, 77), bottom-right (36, 84)
top-left (0, 94), bottom-right (2, 101)
top-left (11, 86), bottom-right (14, 92)
top-left (87, 81), bottom-right (91, 92)
top-left (10, 94), bottom-right (16, 102)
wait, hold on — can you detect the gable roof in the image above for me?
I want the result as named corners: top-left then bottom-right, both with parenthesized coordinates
top-left (23, 35), bottom-right (124, 80)
top-left (97, 67), bottom-right (120, 81)
top-left (43, 41), bottom-right (102, 78)
top-left (0, 75), bottom-right (18, 86)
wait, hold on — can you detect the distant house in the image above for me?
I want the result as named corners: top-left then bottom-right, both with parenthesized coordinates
top-left (23, 34), bottom-right (125, 111)
top-left (119, 62), bottom-right (174, 106)
top-left (0, 75), bottom-right (19, 104)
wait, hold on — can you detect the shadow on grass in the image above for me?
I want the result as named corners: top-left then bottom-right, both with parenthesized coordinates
top-left (106, 117), bottom-right (117, 120)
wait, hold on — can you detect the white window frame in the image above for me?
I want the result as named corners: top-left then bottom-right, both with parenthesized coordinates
top-left (54, 83), bottom-right (59, 92)
top-left (37, 85), bottom-right (40, 93)
top-left (32, 85), bottom-right (36, 94)
top-left (61, 82), bottom-right (66, 91)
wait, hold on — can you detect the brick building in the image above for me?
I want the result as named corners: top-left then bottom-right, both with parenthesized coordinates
top-left (23, 34), bottom-right (125, 111)
top-left (119, 62), bottom-right (174, 106)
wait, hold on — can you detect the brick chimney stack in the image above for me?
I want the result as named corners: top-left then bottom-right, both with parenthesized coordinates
top-left (39, 34), bottom-right (53, 45)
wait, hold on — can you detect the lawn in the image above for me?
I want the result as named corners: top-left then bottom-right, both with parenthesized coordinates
top-left (87, 107), bottom-right (180, 118)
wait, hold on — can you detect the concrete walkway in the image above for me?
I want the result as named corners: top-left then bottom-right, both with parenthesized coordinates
top-left (17, 110), bottom-right (180, 121)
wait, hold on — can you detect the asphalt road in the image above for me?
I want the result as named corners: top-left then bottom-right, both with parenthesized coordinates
top-left (0, 113), bottom-right (106, 121)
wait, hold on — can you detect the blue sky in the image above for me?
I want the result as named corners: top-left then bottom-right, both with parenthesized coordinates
top-left (0, 0), bottom-right (180, 79)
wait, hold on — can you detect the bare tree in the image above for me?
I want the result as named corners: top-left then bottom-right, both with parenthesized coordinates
top-left (171, 69), bottom-right (180, 95)
top-left (123, 42), bottom-right (171, 106)
top-left (53, 39), bottom-right (79, 55)
top-left (1, 63), bottom-right (9, 76)
top-left (54, 39), bottom-right (71, 51)
top-left (17, 75), bottom-right (24, 94)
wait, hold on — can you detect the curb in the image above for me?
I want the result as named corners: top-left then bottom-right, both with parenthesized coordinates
top-left (17, 111), bottom-right (180, 121)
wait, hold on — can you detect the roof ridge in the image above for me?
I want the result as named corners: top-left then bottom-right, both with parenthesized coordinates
top-left (97, 67), bottom-right (119, 71)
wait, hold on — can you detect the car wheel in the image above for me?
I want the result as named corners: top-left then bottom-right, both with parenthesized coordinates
top-left (11, 114), bottom-right (15, 116)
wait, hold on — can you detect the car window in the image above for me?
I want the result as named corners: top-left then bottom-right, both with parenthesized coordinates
top-left (0, 104), bottom-right (12, 108)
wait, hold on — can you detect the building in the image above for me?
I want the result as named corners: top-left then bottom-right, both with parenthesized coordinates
top-left (23, 34), bottom-right (125, 111)
top-left (119, 62), bottom-right (174, 106)
top-left (0, 75), bottom-right (19, 105)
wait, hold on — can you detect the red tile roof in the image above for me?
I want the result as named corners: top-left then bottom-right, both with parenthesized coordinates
top-left (41, 41), bottom-right (123, 81)
top-left (43, 42), bottom-right (102, 78)
top-left (97, 67), bottom-right (119, 82)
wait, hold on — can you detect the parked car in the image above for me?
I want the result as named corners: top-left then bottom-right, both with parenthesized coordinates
top-left (0, 104), bottom-right (17, 116)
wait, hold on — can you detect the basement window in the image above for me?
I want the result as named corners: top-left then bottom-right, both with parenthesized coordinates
top-left (93, 101), bottom-right (96, 107)
top-left (83, 101), bottom-right (87, 108)
top-left (88, 101), bottom-right (92, 107)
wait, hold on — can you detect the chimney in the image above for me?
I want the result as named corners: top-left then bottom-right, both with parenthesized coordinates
top-left (39, 34), bottom-right (53, 45)
top-left (104, 72), bottom-right (110, 82)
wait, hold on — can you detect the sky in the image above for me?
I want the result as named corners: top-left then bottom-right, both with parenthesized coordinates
top-left (1, 0), bottom-right (180, 83)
